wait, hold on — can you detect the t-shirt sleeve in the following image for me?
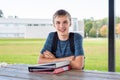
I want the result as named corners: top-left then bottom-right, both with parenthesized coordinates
top-left (74, 33), bottom-right (84, 56)
top-left (40, 32), bottom-right (54, 54)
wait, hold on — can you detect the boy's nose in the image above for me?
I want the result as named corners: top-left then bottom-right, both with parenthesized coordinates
top-left (60, 23), bottom-right (64, 27)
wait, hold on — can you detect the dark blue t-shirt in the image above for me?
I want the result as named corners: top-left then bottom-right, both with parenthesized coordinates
top-left (40, 32), bottom-right (84, 58)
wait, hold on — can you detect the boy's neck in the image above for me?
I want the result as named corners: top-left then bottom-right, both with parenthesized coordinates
top-left (58, 34), bottom-right (69, 41)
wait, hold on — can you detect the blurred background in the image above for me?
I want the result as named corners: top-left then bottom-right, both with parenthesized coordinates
top-left (0, 0), bottom-right (120, 72)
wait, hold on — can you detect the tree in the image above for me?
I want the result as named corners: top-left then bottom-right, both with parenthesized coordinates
top-left (116, 23), bottom-right (120, 34)
top-left (99, 25), bottom-right (108, 37)
top-left (89, 27), bottom-right (97, 37)
top-left (96, 18), bottom-right (108, 29)
top-left (115, 17), bottom-right (120, 24)
top-left (84, 21), bottom-right (93, 37)
top-left (116, 23), bottom-right (120, 39)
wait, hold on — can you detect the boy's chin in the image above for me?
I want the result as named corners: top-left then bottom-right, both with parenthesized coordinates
top-left (60, 32), bottom-right (68, 36)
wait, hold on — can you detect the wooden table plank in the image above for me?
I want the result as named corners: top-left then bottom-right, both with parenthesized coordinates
top-left (62, 70), bottom-right (120, 80)
top-left (5, 64), bottom-right (120, 80)
top-left (0, 76), bottom-right (30, 80)
top-left (0, 64), bottom-right (120, 80)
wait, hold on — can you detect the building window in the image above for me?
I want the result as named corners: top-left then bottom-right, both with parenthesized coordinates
top-left (34, 24), bottom-right (38, 26)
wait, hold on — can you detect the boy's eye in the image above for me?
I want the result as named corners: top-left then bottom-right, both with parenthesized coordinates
top-left (55, 20), bottom-right (68, 25)
top-left (63, 21), bottom-right (68, 24)
top-left (56, 22), bottom-right (60, 24)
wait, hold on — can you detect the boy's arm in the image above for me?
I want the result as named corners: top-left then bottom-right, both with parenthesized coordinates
top-left (38, 51), bottom-right (84, 70)
top-left (70, 55), bottom-right (84, 70)
top-left (38, 50), bottom-right (74, 64)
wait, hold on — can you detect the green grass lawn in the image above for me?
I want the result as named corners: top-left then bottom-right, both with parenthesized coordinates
top-left (0, 38), bottom-right (120, 72)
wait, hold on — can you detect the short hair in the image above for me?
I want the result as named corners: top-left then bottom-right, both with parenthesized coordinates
top-left (53, 9), bottom-right (71, 23)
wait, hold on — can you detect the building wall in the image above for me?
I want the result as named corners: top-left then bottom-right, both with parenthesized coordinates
top-left (78, 20), bottom-right (84, 37)
top-left (0, 24), bottom-right (25, 38)
top-left (0, 18), bottom-right (84, 38)
top-left (25, 26), bottom-right (55, 38)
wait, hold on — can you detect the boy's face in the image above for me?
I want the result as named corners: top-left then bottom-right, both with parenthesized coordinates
top-left (53, 16), bottom-right (71, 36)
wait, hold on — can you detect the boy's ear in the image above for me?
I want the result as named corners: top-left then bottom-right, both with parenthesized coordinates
top-left (70, 23), bottom-right (71, 27)
top-left (53, 24), bottom-right (55, 27)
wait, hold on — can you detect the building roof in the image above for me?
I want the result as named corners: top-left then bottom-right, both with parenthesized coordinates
top-left (0, 18), bottom-right (52, 24)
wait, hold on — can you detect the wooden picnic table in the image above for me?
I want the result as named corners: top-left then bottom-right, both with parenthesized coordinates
top-left (0, 64), bottom-right (120, 80)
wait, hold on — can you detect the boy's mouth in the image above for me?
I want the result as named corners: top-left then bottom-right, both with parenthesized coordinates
top-left (58, 28), bottom-right (66, 33)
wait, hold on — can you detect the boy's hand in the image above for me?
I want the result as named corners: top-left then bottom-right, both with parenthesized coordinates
top-left (43, 50), bottom-right (56, 59)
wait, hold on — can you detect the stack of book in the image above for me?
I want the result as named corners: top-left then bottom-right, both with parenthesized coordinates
top-left (28, 60), bottom-right (71, 74)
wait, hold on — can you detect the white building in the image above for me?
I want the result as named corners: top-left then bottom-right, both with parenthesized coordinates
top-left (0, 17), bottom-right (84, 38)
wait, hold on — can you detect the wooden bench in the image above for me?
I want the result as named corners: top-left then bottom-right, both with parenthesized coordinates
top-left (0, 64), bottom-right (120, 80)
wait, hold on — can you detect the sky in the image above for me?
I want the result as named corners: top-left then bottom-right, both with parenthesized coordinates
top-left (0, 0), bottom-right (120, 20)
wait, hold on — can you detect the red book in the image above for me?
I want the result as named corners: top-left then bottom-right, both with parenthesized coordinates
top-left (29, 65), bottom-right (71, 74)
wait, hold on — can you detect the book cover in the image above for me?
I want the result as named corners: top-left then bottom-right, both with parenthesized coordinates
top-left (28, 60), bottom-right (70, 69)
top-left (29, 65), bottom-right (71, 74)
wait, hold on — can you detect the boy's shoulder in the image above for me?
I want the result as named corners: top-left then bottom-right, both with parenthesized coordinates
top-left (49, 32), bottom-right (82, 38)
top-left (49, 32), bottom-right (55, 35)
top-left (48, 32), bottom-right (56, 37)
top-left (70, 32), bottom-right (82, 37)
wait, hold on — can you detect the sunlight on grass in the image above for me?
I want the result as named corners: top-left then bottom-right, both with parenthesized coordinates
top-left (0, 38), bottom-right (120, 72)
